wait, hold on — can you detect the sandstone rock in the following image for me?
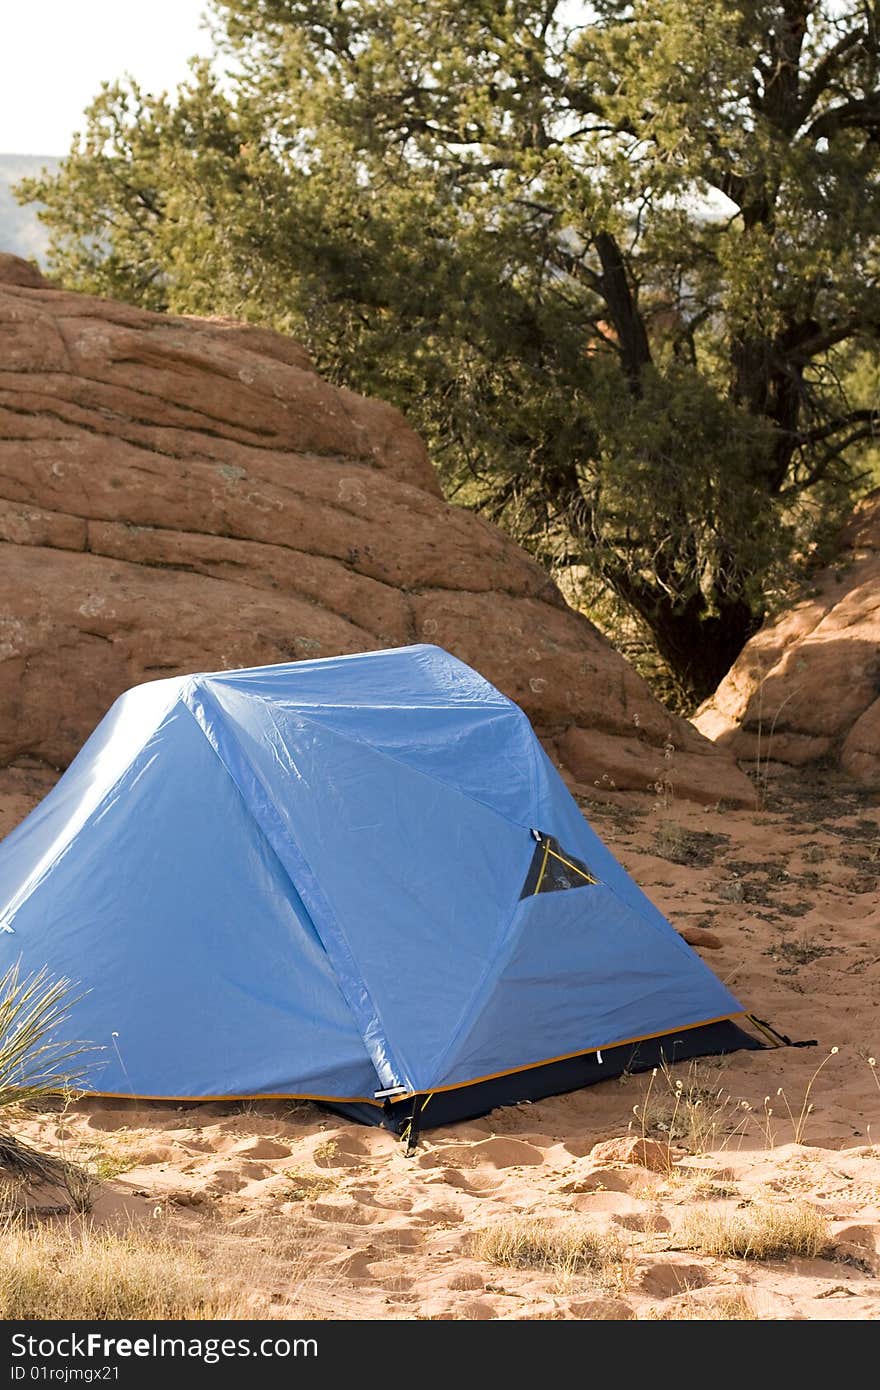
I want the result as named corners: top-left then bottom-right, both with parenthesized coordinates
top-left (841, 699), bottom-right (880, 784)
top-left (695, 490), bottom-right (880, 783)
top-left (0, 253), bottom-right (46, 288)
top-left (557, 724), bottom-right (752, 806)
top-left (0, 758), bottom-right (57, 840)
top-left (588, 1136), bottom-right (671, 1172)
top-left (830, 1223), bottom-right (880, 1273)
top-left (0, 268), bottom-right (753, 825)
top-left (559, 1164), bottom-right (636, 1194)
top-left (678, 927), bottom-right (723, 950)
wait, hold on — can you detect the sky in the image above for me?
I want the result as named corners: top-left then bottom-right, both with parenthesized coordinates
top-left (0, 1), bottom-right (214, 155)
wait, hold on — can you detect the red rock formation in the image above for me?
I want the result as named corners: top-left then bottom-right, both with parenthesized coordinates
top-left (695, 490), bottom-right (880, 784)
top-left (0, 253), bottom-right (752, 833)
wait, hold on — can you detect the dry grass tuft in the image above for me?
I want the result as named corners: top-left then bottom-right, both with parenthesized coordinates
top-left (282, 1166), bottom-right (338, 1200)
top-left (312, 1139), bottom-right (340, 1168)
top-left (652, 821), bottom-right (693, 862)
top-left (768, 935), bottom-right (836, 967)
top-left (70, 1134), bottom-right (152, 1183)
top-left (633, 1060), bottom-right (747, 1157)
top-left (88, 1149), bottom-right (142, 1182)
top-left (0, 1220), bottom-right (226, 1320)
top-left (0, 966), bottom-right (93, 1204)
top-left (0, 1214), bottom-right (328, 1320)
top-left (678, 1202), bottom-right (831, 1261)
top-left (0, 964), bottom-right (90, 1111)
top-left (661, 1171), bottom-right (740, 1202)
top-left (473, 1217), bottom-right (630, 1287)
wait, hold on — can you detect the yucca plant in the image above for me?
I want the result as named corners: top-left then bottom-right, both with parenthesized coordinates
top-left (0, 963), bottom-right (92, 1198)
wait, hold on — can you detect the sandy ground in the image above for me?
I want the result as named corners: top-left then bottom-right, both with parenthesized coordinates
top-left (10, 773), bottom-right (880, 1320)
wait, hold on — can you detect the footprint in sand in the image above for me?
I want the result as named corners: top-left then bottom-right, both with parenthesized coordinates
top-left (419, 1137), bottom-right (544, 1171)
top-left (128, 1147), bottom-right (175, 1166)
top-left (234, 1161), bottom-right (273, 1180)
top-left (185, 1132), bottom-right (240, 1156)
top-left (172, 1135), bottom-right (216, 1154)
top-left (202, 1166), bottom-right (251, 1195)
top-left (85, 1111), bottom-right (132, 1132)
top-left (312, 1133), bottom-right (372, 1169)
top-left (569, 1189), bottom-right (647, 1214)
top-left (561, 1138), bottom-right (595, 1159)
top-left (560, 1164), bottom-right (644, 1194)
top-left (346, 1187), bottom-right (414, 1213)
top-left (638, 1262), bottom-right (711, 1297)
top-left (614, 1210), bottom-right (671, 1233)
top-left (369, 1225), bottom-right (425, 1251)
top-left (407, 1201), bottom-right (464, 1225)
top-left (326, 1247), bottom-right (382, 1279)
top-left (362, 1260), bottom-right (414, 1289)
top-left (234, 1138), bottom-right (291, 1160)
top-left (307, 1197), bottom-right (384, 1225)
top-left (567, 1297), bottom-right (635, 1320)
top-left (422, 1168), bottom-right (498, 1196)
top-left (455, 1298), bottom-right (498, 1320)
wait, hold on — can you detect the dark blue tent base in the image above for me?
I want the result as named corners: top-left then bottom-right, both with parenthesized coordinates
top-left (325, 1018), bottom-right (763, 1134)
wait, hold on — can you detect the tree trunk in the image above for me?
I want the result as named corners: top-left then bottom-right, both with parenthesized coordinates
top-left (594, 230), bottom-right (653, 387)
top-left (608, 571), bottom-right (761, 703)
top-left (651, 594), bottom-right (760, 702)
top-left (584, 230), bottom-right (764, 700)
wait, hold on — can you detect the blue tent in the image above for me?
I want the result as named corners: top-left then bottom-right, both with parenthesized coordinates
top-left (0, 645), bottom-right (758, 1130)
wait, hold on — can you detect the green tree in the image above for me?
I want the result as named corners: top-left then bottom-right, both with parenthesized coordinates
top-left (20, 1), bottom-right (880, 701)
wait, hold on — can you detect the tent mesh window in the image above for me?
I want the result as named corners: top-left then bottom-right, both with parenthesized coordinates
top-left (520, 833), bottom-right (598, 898)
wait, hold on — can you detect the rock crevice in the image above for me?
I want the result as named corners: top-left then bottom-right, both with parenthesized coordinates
top-left (696, 488), bottom-right (880, 784)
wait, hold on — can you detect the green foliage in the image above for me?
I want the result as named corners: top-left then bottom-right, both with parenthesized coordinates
top-left (840, 347), bottom-right (880, 487)
top-left (18, 1), bottom-right (880, 699)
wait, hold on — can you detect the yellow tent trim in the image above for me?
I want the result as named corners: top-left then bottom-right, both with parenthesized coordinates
top-left (533, 837), bottom-right (551, 893)
top-left (745, 1013), bottom-right (786, 1048)
top-left (386, 1013), bottom-right (743, 1101)
top-left (545, 846), bottom-right (598, 885)
top-left (82, 1013), bottom-right (750, 1108)
top-left (82, 1088), bottom-right (379, 1105)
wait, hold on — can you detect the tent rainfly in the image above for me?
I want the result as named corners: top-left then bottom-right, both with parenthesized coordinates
top-left (0, 645), bottom-right (763, 1133)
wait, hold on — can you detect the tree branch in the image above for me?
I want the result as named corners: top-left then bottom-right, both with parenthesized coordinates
top-left (783, 425), bottom-right (878, 490)
top-left (794, 26), bottom-right (866, 129)
top-left (594, 230), bottom-right (653, 387)
top-left (803, 95), bottom-right (880, 143)
top-left (547, 243), bottom-right (604, 297)
top-left (800, 408), bottom-right (878, 445)
top-left (789, 319), bottom-right (872, 360)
